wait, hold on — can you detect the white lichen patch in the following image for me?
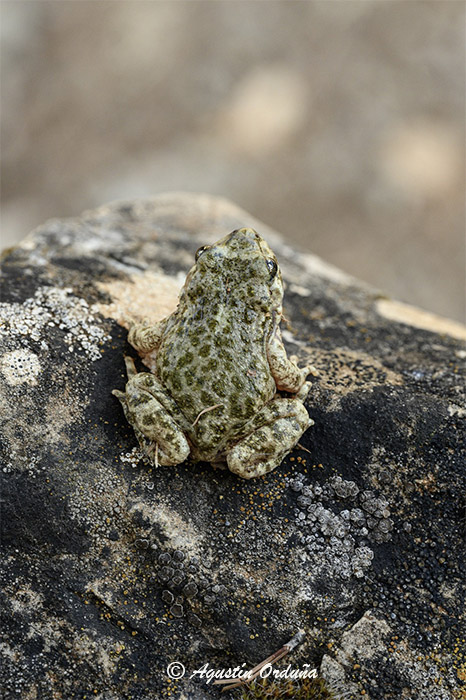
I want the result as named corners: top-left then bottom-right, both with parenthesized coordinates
top-left (338, 611), bottom-right (391, 662)
top-left (9, 587), bottom-right (44, 615)
top-left (119, 446), bottom-right (145, 468)
top-left (129, 500), bottom-right (203, 557)
top-left (2, 449), bottom-right (42, 477)
top-left (448, 404), bottom-right (466, 418)
top-left (44, 393), bottom-right (82, 447)
top-left (290, 473), bottom-right (393, 599)
top-left (95, 270), bottom-right (182, 328)
top-left (67, 462), bottom-right (126, 535)
top-left (71, 631), bottom-right (121, 678)
top-left (0, 287), bottom-right (110, 361)
top-left (0, 349), bottom-right (41, 386)
top-left (0, 641), bottom-right (21, 663)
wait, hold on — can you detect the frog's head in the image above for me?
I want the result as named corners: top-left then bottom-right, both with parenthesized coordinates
top-left (183, 228), bottom-right (284, 316)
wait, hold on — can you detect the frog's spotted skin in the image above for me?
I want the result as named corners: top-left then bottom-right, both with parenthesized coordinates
top-left (113, 228), bottom-right (314, 478)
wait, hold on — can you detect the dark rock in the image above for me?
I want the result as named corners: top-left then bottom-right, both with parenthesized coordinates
top-left (1, 193), bottom-right (465, 699)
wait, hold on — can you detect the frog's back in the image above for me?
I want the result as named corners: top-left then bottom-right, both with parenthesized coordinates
top-left (155, 301), bottom-right (275, 458)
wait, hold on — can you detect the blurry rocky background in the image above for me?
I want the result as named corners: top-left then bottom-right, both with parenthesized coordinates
top-left (1, 0), bottom-right (465, 321)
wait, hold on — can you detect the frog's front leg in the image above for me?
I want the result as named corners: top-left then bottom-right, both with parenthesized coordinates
top-left (113, 357), bottom-right (190, 466)
top-left (267, 324), bottom-right (314, 397)
top-left (226, 399), bottom-right (313, 479)
top-left (128, 318), bottom-right (168, 354)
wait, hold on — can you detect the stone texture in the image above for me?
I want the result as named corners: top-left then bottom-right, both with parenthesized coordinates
top-left (2, 2), bottom-right (465, 321)
top-left (1, 193), bottom-right (465, 699)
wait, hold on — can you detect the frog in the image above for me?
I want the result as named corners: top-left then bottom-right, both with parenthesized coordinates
top-left (112, 227), bottom-right (314, 479)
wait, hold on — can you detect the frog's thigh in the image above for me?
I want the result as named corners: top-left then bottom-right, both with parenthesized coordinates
top-left (227, 399), bottom-right (312, 479)
top-left (267, 330), bottom-right (309, 393)
top-left (125, 373), bottom-right (190, 466)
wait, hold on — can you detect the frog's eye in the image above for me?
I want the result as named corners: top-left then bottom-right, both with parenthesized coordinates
top-left (266, 259), bottom-right (278, 279)
top-left (195, 245), bottom-right (211, 261)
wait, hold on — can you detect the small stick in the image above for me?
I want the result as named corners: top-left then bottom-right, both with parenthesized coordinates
top-left (144, 440), bottom-right (159, 468)
top-left (192, 403), bottom-right (224, 427)
top-left (213, 629), bottom-right (306, 692)
top-left (296, 442), bottom-right (312, 455)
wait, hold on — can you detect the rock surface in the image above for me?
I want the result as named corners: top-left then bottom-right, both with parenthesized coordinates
top-left (1, 192), bottom-right (465, 699)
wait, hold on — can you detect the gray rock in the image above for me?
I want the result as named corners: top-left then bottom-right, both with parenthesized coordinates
top-left (1, 193), bottom-right (464, 699)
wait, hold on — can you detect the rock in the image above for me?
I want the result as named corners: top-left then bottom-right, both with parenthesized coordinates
top-left (1, 192), bottom-right (464, 699)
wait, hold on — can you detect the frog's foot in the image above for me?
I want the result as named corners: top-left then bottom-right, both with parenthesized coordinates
top-left (268, 329), bottom-right (318, 395)
top-left (112, 359), bottom-right (190, 467)
top-left (292, 364), bottom-right (318, 401)
top-left (128, 318), bottom-right (167, 354)
top-left (226, 398), bottom-right (314, 479)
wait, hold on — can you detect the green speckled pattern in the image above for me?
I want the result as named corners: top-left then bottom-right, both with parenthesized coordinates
top-left (116, 228), bottom-right (313, 476)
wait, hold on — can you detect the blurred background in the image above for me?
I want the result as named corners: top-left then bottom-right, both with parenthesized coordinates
top-left (1, 0), bottom-right (464, 321)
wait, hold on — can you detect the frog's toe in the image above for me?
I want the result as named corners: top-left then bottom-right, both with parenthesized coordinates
top-left (296, 380), bottom-right (311, 401)
top-left (146, 440), bottom-right (189, 467)
top-left (133, 406), bottom-right (190, 466)
top-left (112, 389), bottom-right (126, 401)
top-left (123, 355), bottom-right (138, 378)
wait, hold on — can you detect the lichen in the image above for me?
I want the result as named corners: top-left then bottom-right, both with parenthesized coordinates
top-left (0, 349), bottom-right (41, 386)
top-left (0, 286), bottom-right (109, 361)
top-left (289, 474), bottom-right (393, 582)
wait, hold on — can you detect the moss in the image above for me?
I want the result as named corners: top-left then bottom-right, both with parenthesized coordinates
top-left (238, 676), bottom-right (341, 699)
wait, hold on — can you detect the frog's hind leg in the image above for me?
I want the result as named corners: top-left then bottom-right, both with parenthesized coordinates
top-left (113, 360), bottom-right (190, 467)
top-left (227, 398), bottom-right (313, 479)
top-left (112, 357), bottom-right (138, 408)
top-left (112, 356), bottom-right (142, 419)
